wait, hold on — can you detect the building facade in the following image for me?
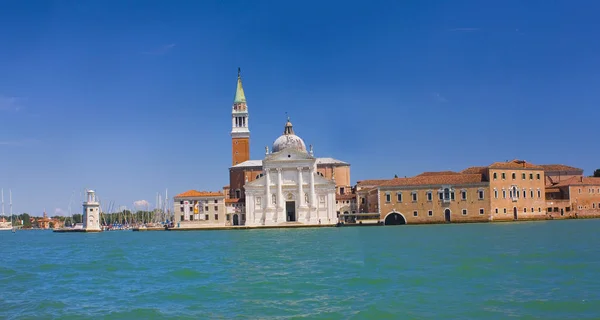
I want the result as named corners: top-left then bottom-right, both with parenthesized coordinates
top-left (173, 190), bottom-right (228, 227)
top-left (244, 121), bottom-right (337, 226)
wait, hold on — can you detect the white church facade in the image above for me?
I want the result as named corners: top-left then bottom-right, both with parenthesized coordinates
top-left (244, 120), bottom-right (337, 226)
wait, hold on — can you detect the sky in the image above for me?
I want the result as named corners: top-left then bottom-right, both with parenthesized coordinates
top-left (1, 0), bottom-right (599, 216)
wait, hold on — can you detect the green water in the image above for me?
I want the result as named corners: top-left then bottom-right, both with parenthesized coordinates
top-left (1, 220), bottom-right (600, 319)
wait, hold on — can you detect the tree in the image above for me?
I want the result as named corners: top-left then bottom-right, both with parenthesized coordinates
top-left (594, 169), bottom-right (600, 177)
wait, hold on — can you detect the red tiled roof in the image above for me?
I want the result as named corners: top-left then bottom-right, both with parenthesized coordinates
top-left (461, 166), bottom-right (487, 174)
top-left (356, 179), bottom-right (389, 186)
top-left (553, 176), bottom-right (600, 187)
top-left (379, 174), bottom-right (484, 187)
top-left (174, 190), bottom-right (223, 198)
top-left (225, 198), bottom-right (244, 204)
top-left (545, 188), bottom-right (561, 193)
top-left (336, 194), bottom-right (356, 200)
top-left (416, 171), bottom-right (459, 176)
top-left (539, 164), bottom-right (583, 172)
top-left (488, 159), bottom-right (543, 170)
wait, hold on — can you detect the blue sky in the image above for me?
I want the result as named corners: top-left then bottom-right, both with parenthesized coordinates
top-left (1, 0), bottom-right (598, 216)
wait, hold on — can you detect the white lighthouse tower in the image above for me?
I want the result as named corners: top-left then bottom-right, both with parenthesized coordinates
top-left (83, 190), bottom-right (101, 232)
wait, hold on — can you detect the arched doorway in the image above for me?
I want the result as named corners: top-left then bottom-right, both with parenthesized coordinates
top-left (513, 207), bottom-right (518, 220)
top-left (233, 214), bottom-right (239, 226)
top-left (384, 212), bottom-right (406, 225)
top-left (444, 209), bottom-right (451, 222)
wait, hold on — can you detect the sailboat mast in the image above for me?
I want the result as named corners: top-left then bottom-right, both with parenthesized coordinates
top-left (1, 188), bottom-right (4, 218)
top-left (9, 189), bottom-right (12, 223)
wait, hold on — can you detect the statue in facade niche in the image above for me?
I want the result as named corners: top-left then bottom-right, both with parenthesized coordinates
top-left (265, 146), bottom-right (269, 154)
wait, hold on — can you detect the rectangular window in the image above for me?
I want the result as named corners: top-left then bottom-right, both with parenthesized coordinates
top-left (396, 193), bottom-right (402, 202)
top-left (523, 188), bottom-right (527, 199)
top-left (412, 192), bottom-right (417, 202)
top-left (462, 209), bottom-right (467, 215)
top-left (428, 210), bottom-right (433, 216)
top-left (538, 208), bottom-right (541, 212)
top-left (478, 190), bottom-right (484, 199)
top-left (413, 211), bottom-right (418, 217)
top-left (214, 206), bottom-right (218, 211)
top-left (427, 192), bottom-right (432, 201)
top-left (340, 187), bottom-right (345, 195)
top-left (385, 193), bottom-right (391, 202)
top-left (461, 191), bottom-right (467, 200)
top-left (494, 189), bottom-right (498, 198)
top-left (529, 173), bottom-right (533, 180)
top-left (205, 206), bottom-right (209, 211)
top-left (226, 214), bottom-right (230, 221)
top-left (537, 189), bottom-right (541, 198)
top-left (524, 208), bottom-right (527, 213)
top-left (214, 199), bottom-right (218, 204)
top-left (214, 214), bottom-right (218, 220)
top-left (495, 208), bottom-right (498, 214)
top-left (361, 198), bottom-right (365, 204)
top-left (242, 214), bottom-right (246, 221)
top-left (502, 173), bottom-right (506, 179)
top-left (451, 192), bottom-right (455, 201)
top-left (503, 190), bottom-right (506, 198)
top-left (180, 215), bottom-right (184, 221)
top-left (205, 214), bottom-right (209, 220)
top-left (493, 172), bottom-right (497, 180)
top-left (531, 190), bottom-right (534, 198)
top-left (579, 188), bottom-right (582, 194)
top-left (479, 208), bottom-right (484, 215)
top-left (503, 208), bottom-right (507, 213)
top-left (512, 173), bottom-right (516, 179)
top-left (536, 173), bottom-right (540, 180)
top-left (522, 173), bottom-right (526, 180)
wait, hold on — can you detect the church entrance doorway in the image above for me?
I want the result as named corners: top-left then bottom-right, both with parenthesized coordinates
top-left (444, 209), bottom-right (451, 223)
top-left (384, 212), bottom-right (406, 225)
top-left (286, 201), bottom-right (296, 222)
top-left (233, 214), bottom-right (239, 226)
top-left (513, 207), bottom-right (518, 220)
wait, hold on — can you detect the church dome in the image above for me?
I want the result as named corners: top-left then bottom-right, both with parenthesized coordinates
top-left (272, 118), bottom-right (307, 153)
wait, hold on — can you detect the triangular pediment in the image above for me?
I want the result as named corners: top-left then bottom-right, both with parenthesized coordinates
top-left (245, 175), bottom-right (266, 188)
top-left (265, 148), bottom-right (314, 162)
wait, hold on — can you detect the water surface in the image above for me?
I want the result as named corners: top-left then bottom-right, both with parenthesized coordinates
top-left (1, 220), bottom-right (599, 319)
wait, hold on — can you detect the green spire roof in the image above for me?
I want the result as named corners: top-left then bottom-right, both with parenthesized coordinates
top-left (234, 67), bottom-right (246, 103)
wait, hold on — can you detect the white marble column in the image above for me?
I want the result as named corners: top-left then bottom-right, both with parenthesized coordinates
top-left (298, 167), bottom-right (304, 207)
top-left (265, 169), bottom-right (271, 209)
top-left (309, 167), bottom-right (316, 208)
top-left (277, 168), bottom-right (283, 222)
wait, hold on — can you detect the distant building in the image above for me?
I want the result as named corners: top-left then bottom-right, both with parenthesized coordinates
top-left (173, 190), bottom-right (227, 227)
top-left (83, 190), bottom-right (101, 231)
top-left (225, 69), bottom-right (349, 226)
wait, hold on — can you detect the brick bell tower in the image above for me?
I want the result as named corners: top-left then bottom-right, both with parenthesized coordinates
top-left (231, 67), bottom-right (250, 166)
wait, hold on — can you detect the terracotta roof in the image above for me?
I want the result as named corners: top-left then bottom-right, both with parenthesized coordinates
top-left (225, 198), bottom-right (244, 204)
top-left (416, 171), bottom-right (459, 176)
top-left (553, 176), bottom-right (600, 187)
top-left (336, 194), bottom-right (356, 201)
top-left (356, 179), bottom-right (389, 186)
top-left (461, 166), bottom-right (487, 174)
top-left (488, 159), bottom-right (543, 170)
top-left (539, 164), bottom-right (583, 172)
top-left (545, 188), bottom-right (561, 193)
top-left (379, 173), bottom-right (484, 187)
top-left (174, 190), bottom-right (224, 198)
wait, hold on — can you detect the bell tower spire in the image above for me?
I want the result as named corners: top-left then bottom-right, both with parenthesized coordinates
top-left (231, 67), bottom-right (250, 166)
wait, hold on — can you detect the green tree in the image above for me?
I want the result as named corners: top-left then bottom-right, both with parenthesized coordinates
top-left (594, 169), bottom-right (600, 177)
top-left (73, 214), bottom-right (82, 223)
